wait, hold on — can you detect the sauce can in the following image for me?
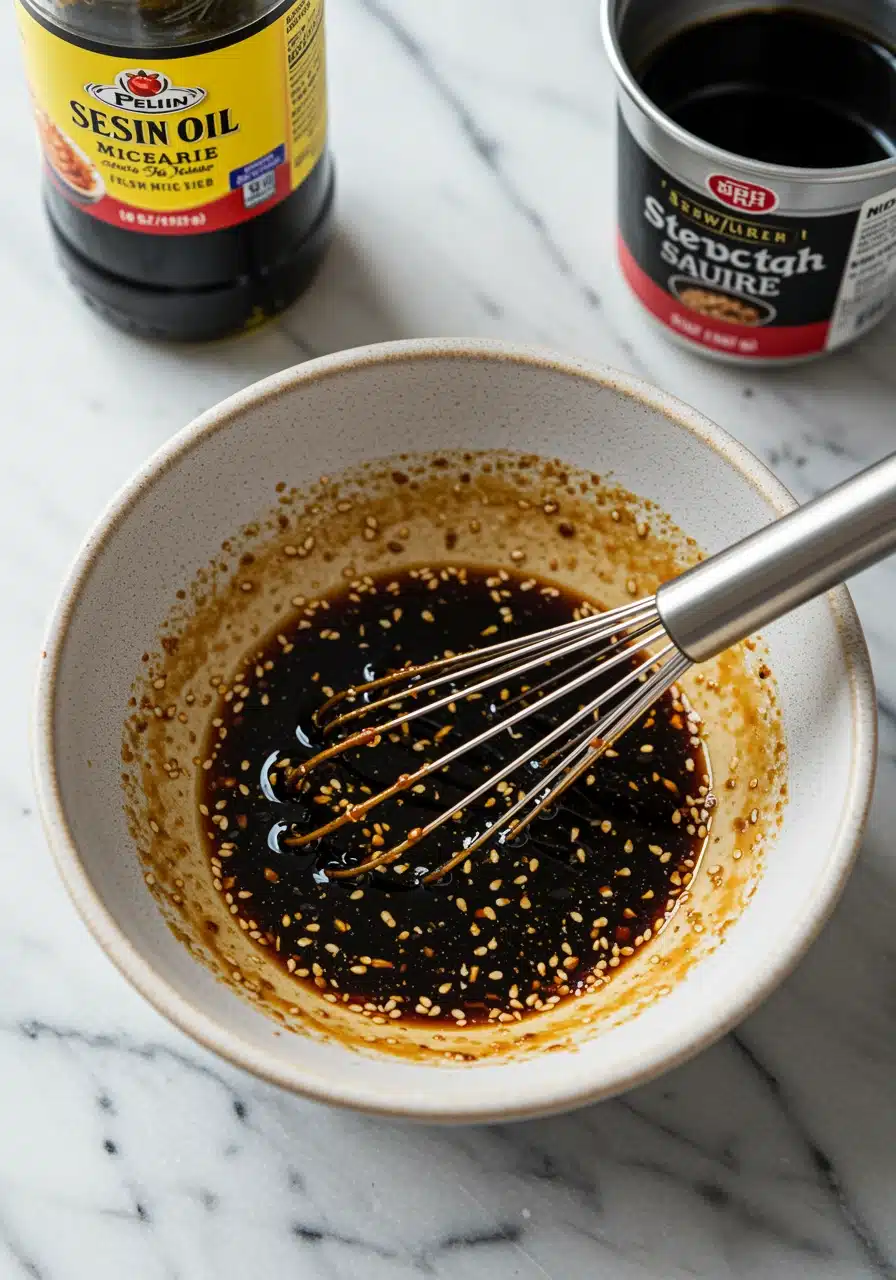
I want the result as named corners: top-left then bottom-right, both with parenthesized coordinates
top-left (602, 0), bottom-right (896, 363)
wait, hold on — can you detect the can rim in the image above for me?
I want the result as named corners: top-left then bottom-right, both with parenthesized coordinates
top-left (600, 0), bottom-right (896, 187)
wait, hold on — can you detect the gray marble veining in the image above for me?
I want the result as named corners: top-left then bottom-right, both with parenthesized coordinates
top-left (2, 1), bottom-right (894, 1276)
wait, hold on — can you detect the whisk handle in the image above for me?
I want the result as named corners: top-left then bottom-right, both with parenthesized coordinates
top-left (657, 451), bottom-right (896, 663)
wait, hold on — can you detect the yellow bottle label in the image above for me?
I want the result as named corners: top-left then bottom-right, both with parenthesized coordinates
top-left (16, 0), bottom-right (327, 235)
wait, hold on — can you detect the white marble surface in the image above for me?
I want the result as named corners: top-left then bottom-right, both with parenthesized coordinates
top-left (2, 1), bottom-right (896, 1276)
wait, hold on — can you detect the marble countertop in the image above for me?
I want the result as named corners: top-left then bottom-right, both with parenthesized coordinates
top-left (2, 2), bottom-right (895, 1277)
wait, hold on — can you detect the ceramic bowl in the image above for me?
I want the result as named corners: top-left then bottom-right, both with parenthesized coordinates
top-left (35, 339), bottom-right (876, 1122)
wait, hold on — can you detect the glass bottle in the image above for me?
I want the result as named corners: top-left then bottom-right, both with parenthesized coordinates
top-left (17, 0), bottom-right (334, 340)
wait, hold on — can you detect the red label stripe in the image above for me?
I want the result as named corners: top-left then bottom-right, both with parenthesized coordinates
top-left (618, 234), bottom-right (830, 359)
top-left (46, 160), bottom-right (291, 235)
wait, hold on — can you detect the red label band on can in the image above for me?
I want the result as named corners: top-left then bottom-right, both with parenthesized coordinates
top-left (602, 0), bottom-right (896, 364)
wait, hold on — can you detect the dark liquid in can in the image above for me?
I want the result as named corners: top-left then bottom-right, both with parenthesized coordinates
top-left (637, 9), bottom-right (896, 169)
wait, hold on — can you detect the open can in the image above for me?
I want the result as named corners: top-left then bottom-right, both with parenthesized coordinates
top-left (601, 0), bottom-right (896, 363)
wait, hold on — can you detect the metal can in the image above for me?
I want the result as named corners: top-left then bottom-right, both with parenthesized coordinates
top-left (602, 0), bottom-right (896, 363)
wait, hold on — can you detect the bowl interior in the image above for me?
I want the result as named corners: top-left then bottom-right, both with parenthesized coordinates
top-left (38, 343), bottom-right (872, 1120)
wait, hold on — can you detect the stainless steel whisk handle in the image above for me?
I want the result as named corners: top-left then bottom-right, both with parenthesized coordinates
top-left (657, 452), bottom-right (896, 664)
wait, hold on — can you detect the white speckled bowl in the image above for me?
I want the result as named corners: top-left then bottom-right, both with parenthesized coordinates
top-left (35, 339), bottom-right (876, 1122)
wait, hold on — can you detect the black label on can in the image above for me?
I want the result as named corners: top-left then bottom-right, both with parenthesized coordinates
top-left (617, 110), bottom-right (896, 359)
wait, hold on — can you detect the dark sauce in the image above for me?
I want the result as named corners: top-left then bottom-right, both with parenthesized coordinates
top-left (637, 9), bottom-right (896, 168)
top-left (200, 566), bottom-right (713, 1028)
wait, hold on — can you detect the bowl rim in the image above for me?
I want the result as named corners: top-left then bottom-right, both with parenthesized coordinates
top-left (33, 337), bottom-right (877, 1122)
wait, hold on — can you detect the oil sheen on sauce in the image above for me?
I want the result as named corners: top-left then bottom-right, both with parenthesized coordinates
top-left (199, 565), bottom-right (714, 1029)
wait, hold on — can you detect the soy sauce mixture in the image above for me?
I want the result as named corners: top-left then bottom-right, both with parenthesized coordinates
top-left (200, 566), bottom-right (713, 1028)
top-left (638, 9), bottom-right (896, 168)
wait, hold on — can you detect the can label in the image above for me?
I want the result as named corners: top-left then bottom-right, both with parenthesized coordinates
top-left (617, 112), bottom-right (896, 359)
top-left (16, 0), bottom-right (326, 236)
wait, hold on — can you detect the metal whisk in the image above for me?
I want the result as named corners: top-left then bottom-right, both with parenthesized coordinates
top-left (288, 453), bottom-right (896, 882)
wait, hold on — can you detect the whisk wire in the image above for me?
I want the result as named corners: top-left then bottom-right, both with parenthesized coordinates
top-left (316, 598), bottom-right (659, 736)
top-left (282, 592), bottom-right (695, 882)
top-left (287, 612), bottom-right (665, 856)
top-left (323, 637), bottom-right (664, 879)
top-left (420, 647), bottom-right (691, 881)
top-left (320, 644), bottom-right (690, 882)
